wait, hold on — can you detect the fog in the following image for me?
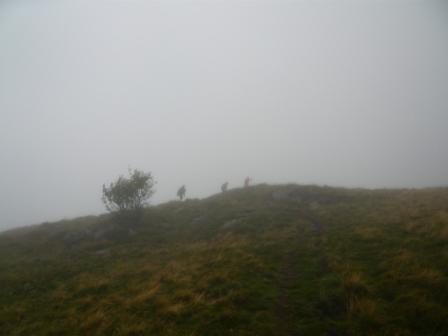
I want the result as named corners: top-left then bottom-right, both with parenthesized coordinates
top-left (1, 0), bottom-right (447, 231)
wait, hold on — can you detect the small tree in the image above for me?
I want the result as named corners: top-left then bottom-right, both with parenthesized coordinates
top-left (102, 169), bottom-right (155, 216)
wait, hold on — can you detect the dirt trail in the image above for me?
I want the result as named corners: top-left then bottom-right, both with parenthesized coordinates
top-left (276, 244), bottom-right (301, 336)
top-left (275, 209), bottom-right (324, 335)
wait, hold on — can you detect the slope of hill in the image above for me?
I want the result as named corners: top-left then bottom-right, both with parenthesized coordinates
top-left (1, 184), bottom-right (448, 335)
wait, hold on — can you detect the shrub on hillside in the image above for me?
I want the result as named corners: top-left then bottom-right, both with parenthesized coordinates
top-left (102, 169), bottom-right (156, 218)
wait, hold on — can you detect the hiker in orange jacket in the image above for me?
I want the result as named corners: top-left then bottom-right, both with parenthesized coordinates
top-left (221, 182), bottom-right (229, 193)
top-left (244, 177), bottom-right (251, 188)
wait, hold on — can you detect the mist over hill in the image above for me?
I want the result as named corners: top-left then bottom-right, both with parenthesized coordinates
top-left (1, 0), bottom-right (448, 230)
top-left (1, 1), bottom-right (448, 334)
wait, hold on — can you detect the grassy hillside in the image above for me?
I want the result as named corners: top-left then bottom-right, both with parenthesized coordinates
top-left (1, 184), bottom-right (448, 335)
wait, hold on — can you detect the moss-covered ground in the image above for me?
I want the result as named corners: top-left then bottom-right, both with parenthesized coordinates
top-left (1, 184), bottom-right (447, 335)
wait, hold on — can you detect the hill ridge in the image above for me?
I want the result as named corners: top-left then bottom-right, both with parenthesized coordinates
top-left (1, 184), bottom-right (448, 335)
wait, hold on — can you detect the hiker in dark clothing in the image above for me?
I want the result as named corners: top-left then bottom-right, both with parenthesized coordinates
top-left (177, 185), bottom-right (186, 201)
top-left (221, 182), bottom-right (229, 193)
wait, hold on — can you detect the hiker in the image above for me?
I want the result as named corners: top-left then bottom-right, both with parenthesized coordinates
top-left (221, 182), bottom-right (229, 193)
top-left (177, 185), bottom-right (186, 201)
top-left (244, 177), bottom-right (251, 188)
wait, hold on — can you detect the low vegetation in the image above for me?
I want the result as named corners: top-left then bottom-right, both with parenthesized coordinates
top-left (1, 184), bottom-right (447, 335)
top-left (102, 169), bottom-right (155, 216)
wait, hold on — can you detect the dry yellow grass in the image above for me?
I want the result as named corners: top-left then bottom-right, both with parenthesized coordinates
top-left (354, 226), bottom-right (383, 239)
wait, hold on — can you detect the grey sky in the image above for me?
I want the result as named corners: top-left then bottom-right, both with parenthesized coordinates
top-left (1, 0), bottom-right (447, 230)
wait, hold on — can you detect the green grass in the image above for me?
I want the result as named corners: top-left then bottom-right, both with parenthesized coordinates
top-left (0, 184), bottom-right (448, 335)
